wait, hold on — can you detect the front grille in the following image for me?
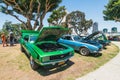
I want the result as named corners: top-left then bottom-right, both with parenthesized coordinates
top-left (50, 53), bottom-right (70, 60)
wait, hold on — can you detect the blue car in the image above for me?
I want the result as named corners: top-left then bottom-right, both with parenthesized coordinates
top-left (73, 35), bottom-right (103, 50)
top-left (58, 35), bottom-right (101, 56)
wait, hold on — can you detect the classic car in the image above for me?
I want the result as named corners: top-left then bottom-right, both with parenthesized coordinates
top-left (84, 31), bottom-right (110, 47)
top-left (108, 36), bottom-right (120, 41)
top-left (58, 35), bottom-right (101, 56)
top-left (72, 35), bottom-right (103, 50)
top-left (19, 27), bottom-right (74, 70)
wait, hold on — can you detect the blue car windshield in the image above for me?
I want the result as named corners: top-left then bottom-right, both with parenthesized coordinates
top-left (29, 36), bottom-right (37, 42)
top-left (73, 35), bottom-right (83, 41)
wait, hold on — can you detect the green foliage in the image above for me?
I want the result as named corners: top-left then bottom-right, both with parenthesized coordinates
top-left (0, 0), bottom-right (62, 30)
top-left (1, 21), bottom-right (23, 39)
top-left (66, 11), bottom-right (93, 36)
top-left (0, 30), bottom-right (3, 36)
top-left (103, 0), bottom-right (120, 22)
top-left (40, 0), bottom-right (62, 12)
top-left (47, 6), bottom-right (67, 26)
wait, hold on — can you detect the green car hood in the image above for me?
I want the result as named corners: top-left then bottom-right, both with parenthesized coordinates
top-left (35, 26), bottom-right (69, 43)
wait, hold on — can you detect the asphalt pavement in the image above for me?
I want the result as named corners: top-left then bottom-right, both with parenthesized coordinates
top-left (76, 41), bottom-right (120, 80)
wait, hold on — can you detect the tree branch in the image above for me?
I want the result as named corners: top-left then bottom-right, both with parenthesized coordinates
top-left (3, 0), bottom-right (11, 6)
top-left (46, 0), bottom-right (55, 11)
top-left (113, 17), bottom-right (120, 22)
top-left (58, 17), bottom-right (64, 25)
top-left (9, 13), bottom-right (27, 29)
top-left (33, 0), bottom-right (41, 29)
top-left (29, 0), bottom-right (33, 16)
top-left (7, 0), bottom-right (24, 13)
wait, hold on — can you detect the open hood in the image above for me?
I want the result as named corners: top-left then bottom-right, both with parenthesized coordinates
top-left (84, 31), bottom-right (101, 40)
top-left (84, 31), bottom-right (108, 41)
top-left (35, 26), bottom-right (69, 43)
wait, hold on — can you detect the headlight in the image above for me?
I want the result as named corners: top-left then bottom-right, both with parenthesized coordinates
top-left (42, 56), bottom-right (50, 62)
top-left (93, 51), bottom-right (98, 53)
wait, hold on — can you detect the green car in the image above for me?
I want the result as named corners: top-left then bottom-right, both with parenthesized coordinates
top-left (20, 27), bottom-right (74, 70)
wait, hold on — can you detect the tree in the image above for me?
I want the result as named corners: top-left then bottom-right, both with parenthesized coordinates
top-left (66, 11), bottom-right (93, 36)
top-left (0, 29), bottom-right (3, 36)
top-left (2, 21), bottom-right (22, 36)
top-left (2, 21), bottom-right (12, 35)
top-left (103, 0), bottom-right (120, 22)
top-left (2, 21), bottom-right (12, 31)
top-left (0, 0), bottom-right (62, 30)
top-left (47, 6), bottom-right (67, 26)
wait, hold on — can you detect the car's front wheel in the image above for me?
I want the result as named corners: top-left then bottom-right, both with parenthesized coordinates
top-left (79, 47), bottom-right (90, 56)
top-left (30, 56), bottom-right (39, 70)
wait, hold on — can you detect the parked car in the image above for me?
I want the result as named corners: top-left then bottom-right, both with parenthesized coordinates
top-left (73, 35), bottom-right (103, 50)
top-left (58, 35), bottom-right (101, 56)
top-left (19, 27), bottom-right (74, 70)
top-left (108, 36), bottom-right (120, 41)
top-left (84, 31), bottom-right (110, 47)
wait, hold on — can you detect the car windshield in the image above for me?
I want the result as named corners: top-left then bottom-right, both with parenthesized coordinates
top-left (73, 35), bottom-right (83, 41)
top-left (29, 36), bottom-right (37, 42)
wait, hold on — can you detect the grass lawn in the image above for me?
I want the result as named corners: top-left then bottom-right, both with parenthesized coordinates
top-left (0, 43), bottom-right (119, 80)
top-left (65, 43), bottom-right (119, 80)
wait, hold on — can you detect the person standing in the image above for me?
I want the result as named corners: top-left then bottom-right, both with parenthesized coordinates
top-left (1, 33), bottom-right (6, 47)
top-left (9, 31), bottom-right (14, 46)
top-left (6, 35), bottom-right (9, 46)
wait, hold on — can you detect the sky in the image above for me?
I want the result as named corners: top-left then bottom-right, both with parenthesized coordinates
top-left (0, 0), bottom-right (120, 33)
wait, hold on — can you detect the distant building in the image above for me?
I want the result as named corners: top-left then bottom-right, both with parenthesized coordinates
top-left (92, 22), bottom-right (98, 33)
top-left (103, 28), bottom-right (108, 33)
top-left (103, 27), bottom-right (120, 40)
top-left (111, 27), bottom-right (117, 33)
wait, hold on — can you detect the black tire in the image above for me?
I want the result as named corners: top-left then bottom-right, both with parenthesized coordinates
top-left (30, 56), bottom-right (39, 70)
top-left (79, 47), bottom-right (90, 56)
top-left (65, 59), bottom-right (69, 63)
top-left (21, 45), bottom-right (25, 52)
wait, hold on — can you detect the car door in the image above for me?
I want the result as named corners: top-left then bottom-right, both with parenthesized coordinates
top-left (22, 35), bottom-right (30, 53)
top-left (23, 35), bottom-right (38, 59)
top-left (61, 36), bottom-right (78, 50)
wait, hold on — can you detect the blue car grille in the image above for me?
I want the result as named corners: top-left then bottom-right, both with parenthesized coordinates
top-left (50, 53), bottom-right (70, 60)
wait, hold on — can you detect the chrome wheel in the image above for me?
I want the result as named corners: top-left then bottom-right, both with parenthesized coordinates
top-left (30, 57), bottom-right (39, 70)
top-left (79, 47), bottom-right (89, 56)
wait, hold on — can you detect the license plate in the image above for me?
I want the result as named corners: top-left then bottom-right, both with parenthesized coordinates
top-left (58, 61), bottom-right (65, 65)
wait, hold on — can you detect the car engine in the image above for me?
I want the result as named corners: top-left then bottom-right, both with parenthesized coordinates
top-left (37, 43), bottom-right (67, 52)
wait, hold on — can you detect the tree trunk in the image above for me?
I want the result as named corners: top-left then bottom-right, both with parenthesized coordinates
top-left (37, 12), bottom-right (46, 30)
top-left (27, 19), bottom-right (33, 30)
top-left (37, 17), bottom-right (43, 30)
